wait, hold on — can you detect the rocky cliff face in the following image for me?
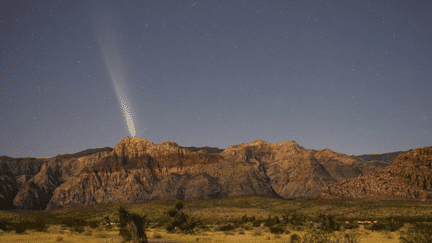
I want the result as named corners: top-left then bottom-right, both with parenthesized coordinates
top-left (1, 137), bottom-right (404, 211)
top-left (316, 146), bottom-right (432, 200)
top-left (0, 148), bottom-right (112, 211)
top-left (45, 137), bottom-right (382, 210)
top-left (0, 156), bottom-right (47, 210)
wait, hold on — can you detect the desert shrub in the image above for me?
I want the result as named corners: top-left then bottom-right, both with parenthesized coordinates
top-left (56, 236), bottom-right (63, 241)
top-left (343, 230), bottom-right (361, 243)
top-left (270, 225), bottom-right (285, 234)
top-left (365, 217), bottom-right (404, 232)
top-left (114, 201), bottom-right (149, 242)
top-left (119, 212), bottom-right (149, 242)
top-left (399, 222), bottom-right (432, 243)
top-left (23, 215), bottom-right (48, 232)
top-left (84, 228), bottom-right (92, 236)
top-left (242, 214), bottom-right (255, 223)
top-left (366, 221), bottom-right (386, 231)
top-left (252, 220), bottom-right (262, 227)
top-left (384, 216), bottom-right (404, 232)
top-left (94, 231), bottom-right (109, 238)
top-left (216, 223), bottom-right (235, 231)
top-left (34, 215), bottom-right (49, 232)
top-left (0, 219), bottom-right (14, 232)
top-left (87, 219), bottom-right (100, 229)
top-left (103, 216), bottom-right (113, 231)
top-left (13, 220), bottom-right (28, 234)
top-left (287, 212), bottom-right (307, 226)
top-left (164, 201), bottom-right (196, 234)
top-left (105, 224), bottom-right (113, 231)
top-left (230, 219), bottom-right (243, 227)
top-left (264, 215), bottom-right (280, 227)
top-left (60, 218), bottom-right (87, 228)
top-left (223, 231), bottom-right (235, 235)
top-left (252, 228), bottom-right (262, 236)
top-left (152, 231), bottom-right (163, 238)
top-left (343, 221), bottom-right (360, 230)
top-left (318, 214), bottom-right (342, 232)
top-left (290, 233), bottom-right (302, 243)
top-left (238, 230), bottom-right (245, 234)
top-left (302, 231), bottom-right (353, 243)
top-left (71, 224), bottom-right (85, 233)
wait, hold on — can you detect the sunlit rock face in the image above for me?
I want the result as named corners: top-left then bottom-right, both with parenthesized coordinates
top-left (1, 136), bottom-right (393, 211)
top-left (45, 137), bottom-right (382, 210)
top-left (12, 148), bottom-right (112, 210)
top-left (317, 147), bottom-right (432, 200)
top-left (220, 139), bottom-right (378, 199)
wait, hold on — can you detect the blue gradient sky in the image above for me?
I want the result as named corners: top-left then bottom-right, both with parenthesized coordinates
top-left (1, 0), bottom-right (431, 159)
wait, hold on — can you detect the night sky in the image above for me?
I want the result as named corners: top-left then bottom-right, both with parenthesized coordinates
top-left (1, 0), bottom-right (431, 159)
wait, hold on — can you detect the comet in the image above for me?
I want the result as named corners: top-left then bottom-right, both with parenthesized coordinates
top-left (94, 8), bottom-right (137, 137)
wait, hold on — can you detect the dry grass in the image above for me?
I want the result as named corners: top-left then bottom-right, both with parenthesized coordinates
top-left (0, 197), bottom-right (431, 242)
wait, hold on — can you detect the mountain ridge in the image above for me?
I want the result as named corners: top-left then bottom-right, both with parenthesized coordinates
top-left (0, 136), bottom-right (427, 211)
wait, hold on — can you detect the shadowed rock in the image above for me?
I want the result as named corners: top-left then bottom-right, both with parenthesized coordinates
top-left (317, 147), bottom-right (432, 200)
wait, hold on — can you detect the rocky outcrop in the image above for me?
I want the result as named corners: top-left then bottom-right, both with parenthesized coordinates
top-left (46, 137), bottom-right (280, 210)
top-left (349, 150), bottom-right (414, 168)
top-left (2, 136), bottom-right (409, 211)
top-left (11, 148), bottom-right (112, 210)
top-left (0, 156), bottom-right (47, 210)
top-left (45, 137), bottom-right (382, 210)
top-left (316, 147), bottom-right (432, 200)
top-left (220, 140), bottom-right (379, 199)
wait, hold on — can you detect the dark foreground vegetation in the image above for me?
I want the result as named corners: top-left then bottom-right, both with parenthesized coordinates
top-left (0, 197), bottom-right (431, 242)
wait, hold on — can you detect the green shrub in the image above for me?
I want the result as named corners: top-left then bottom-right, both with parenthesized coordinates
top-left (399, 222), bottom-right (432, 243)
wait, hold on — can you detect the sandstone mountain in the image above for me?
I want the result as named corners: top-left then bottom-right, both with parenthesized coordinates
top-left (0, 148), bottom-right (112, 211)
top-left (0, 155), bottom-right (47, 210)
top-left (45, 137), bottom-right (383, 210)
top-left (0, 137), bottom-right (407, 211)
top-left (349, 149), bottom-right (414, 167)
top-left (316, 146), bottom-right (432, 200)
